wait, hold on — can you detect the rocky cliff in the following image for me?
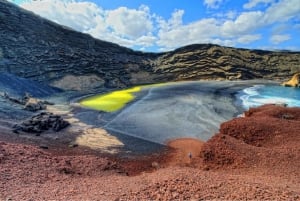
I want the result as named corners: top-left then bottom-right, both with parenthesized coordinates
top-left (155, 44), bottom-right (300, 81)
top-left (282, 73), bottom-right (300, 87)
top-left (1, 0), bottom-right (300, 91)
top-left (0, 0), bottom-right (161, 90)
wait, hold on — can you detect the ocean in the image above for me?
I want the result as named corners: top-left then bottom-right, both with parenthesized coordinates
top-left (238, 85), bottom-right (300, 109)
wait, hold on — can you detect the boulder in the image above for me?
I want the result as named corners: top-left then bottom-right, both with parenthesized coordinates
top-left (23, 98), bottom-right (47, 112)
top-left (281, 73), bottom-right (300, 87)
top-left (13, 112), bottom-right (70, 134)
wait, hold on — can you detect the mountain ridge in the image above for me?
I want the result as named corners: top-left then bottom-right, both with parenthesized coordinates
top-left (1, 0), bottom-right (300, 91)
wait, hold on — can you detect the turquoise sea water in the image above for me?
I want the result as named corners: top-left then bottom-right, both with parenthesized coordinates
top-left (238, 85), bottom-right (300, 109)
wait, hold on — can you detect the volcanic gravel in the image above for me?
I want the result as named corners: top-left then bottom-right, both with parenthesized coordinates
top-left (0, 104), bottom-right (299, 200)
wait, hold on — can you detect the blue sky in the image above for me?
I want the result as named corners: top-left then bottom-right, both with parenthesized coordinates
top-left (9, 0), bottom-right (300, 52)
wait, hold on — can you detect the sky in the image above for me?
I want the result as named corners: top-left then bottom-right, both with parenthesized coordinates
top-left (8, 0), bottom-right (300, 52)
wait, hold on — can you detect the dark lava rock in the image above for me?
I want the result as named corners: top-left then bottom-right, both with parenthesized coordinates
top-left (39, 145), bottom-right (49, 149)
top-left (1, 92), bottom-right (53, 112)
top-left (68, 143), bottom-right (78, 148)
top-left (2, 92), bottom-right (26, 105)
top-left (1, 1), bottom-right (300, 91)
top-left (23, 99), bottom-right (47, 112)
top-left (13, 112), bottom-right (70, 134)
top-left (0, 73), bottom-right (62, 97)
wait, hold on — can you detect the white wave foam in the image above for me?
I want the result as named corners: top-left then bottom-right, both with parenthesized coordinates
top-left (243, 84), bottom-right (264, 96)
top-left (239, 85), bottom-right (264, 109)
top-left (239, 85), bottom-right (300, 109)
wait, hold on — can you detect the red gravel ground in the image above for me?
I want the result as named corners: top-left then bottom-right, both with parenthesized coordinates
top-left (0, 104), bottom-right (300, 200)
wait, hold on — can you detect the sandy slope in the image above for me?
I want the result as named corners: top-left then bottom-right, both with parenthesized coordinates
top-left (0, 104), bottom-right (299, 200)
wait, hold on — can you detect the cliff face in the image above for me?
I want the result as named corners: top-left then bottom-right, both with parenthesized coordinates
top-left (1, 0), bottom-right (300, 91)
top-left (0, 0), bottom-right (160, 89)
top-left (155, 44), bottom-right (300, 81)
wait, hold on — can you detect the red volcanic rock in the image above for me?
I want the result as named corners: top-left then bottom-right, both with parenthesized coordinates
top-left (224, 104), bottom-right (300, 146)
top-left (0, 104), bottom-right (300, 200)
top-left (201, 104), bottom-right (300, 173)
top-left (124, 105), bottom-right (300, 200)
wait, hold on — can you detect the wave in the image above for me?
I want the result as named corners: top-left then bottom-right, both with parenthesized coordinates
top-left (239, 85), bottom-right (264, 109)
top-left (239, 85), bottom-right (300, 109)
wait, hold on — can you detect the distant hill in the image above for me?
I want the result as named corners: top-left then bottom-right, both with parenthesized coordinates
top-left (1, 0), bottom-right (300, 91)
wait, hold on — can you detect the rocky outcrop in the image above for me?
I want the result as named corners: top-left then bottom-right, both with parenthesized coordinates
top-left (51, 75), bottom-right (105, 91)
top-left (2, 92), bottom-right (28, 105)
top-left (201, 104), bottom-right (300, 169)
top-left (1, 92), bottom-right (53, 111)
top-left (13, 112), bottom-right (70, 134)
top-left (0, 0), bottom-right (159, 90)
top-left (154, 45), bottom-right (300, 81)
top-left (1, 0), bottom-right (300, 90)
top-left (23, 98), bottom-right (47, 112)
top-left (281, 73), bottom-right (300, 87)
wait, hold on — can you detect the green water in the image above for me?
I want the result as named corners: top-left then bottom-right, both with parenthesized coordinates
top-left (80, 86), bottom-right (142, 112)
top-left (80, 83), bottom-right (168, 112)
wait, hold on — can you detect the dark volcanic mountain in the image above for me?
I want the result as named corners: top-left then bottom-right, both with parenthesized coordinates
top-left (1, 0), bottom-right (300, 91)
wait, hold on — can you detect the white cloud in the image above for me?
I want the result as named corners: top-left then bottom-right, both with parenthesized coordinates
top-left (157, 9), bottom-right (184, 32)
top-left (136, 35), bottom-right (157, 47)
top-left (263, 0), bottom-right (300, 23)
top-left (270, 34), bottom-right (291, 44)
top-left (17, 0), bottom-right (300, 51)
top-left (237, 34), bottom-right (261, 44)
top-left (221, 11), bottom-right (265, 37)
top-left (21, 0), bottom-right (105, 32)
top-left (221, 0), bottom-right (300, 38)
top-left (156, 1), bottom-right (298, 50)
top-left (258, 45), bottom-right (300, 51)
top-left (20, 0), bottom-right (156, 48)
top-left (271, 23), bottom-right (291, 35)
top-left (226, 11), bottom-right (238, 19)
top-left (213, 10), bottom-right (237, 20)
top-left (204, 0), bottom-right (224, 9)
top-left (243, 0), bottom-right (274, 9)
top-left (210, 38), bottom-right (236, 47)
top-left (106, 6), bottom-right (153, 39)
top-left (157, 18), bottom-right (220, 48)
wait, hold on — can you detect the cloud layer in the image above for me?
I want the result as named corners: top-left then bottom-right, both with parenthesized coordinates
top-left (18, 0), bottom-right (300, 51)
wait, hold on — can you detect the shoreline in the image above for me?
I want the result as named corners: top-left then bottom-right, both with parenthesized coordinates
top-left (86, 80), bottom-right (278, 143)
top-left (0, 79), bottom-right (282, 156)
